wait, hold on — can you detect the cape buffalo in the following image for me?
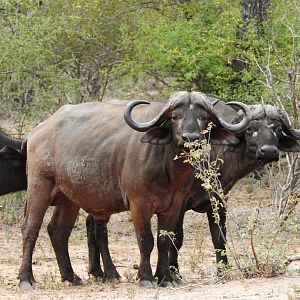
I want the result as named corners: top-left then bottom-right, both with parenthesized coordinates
top-left (18, 91), bottom-right (250, 289)
top-left (0, 130), bottom-right (27, 195)
top-left (167, 103), bottom-right (300, 280)
top-left (86, 102), bottom-right (300, 283)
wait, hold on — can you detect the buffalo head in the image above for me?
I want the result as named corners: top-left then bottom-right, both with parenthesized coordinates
top-left (238, 104), bottom-right (300, 162)
top-left (124, 91), bottom-right (251, 147)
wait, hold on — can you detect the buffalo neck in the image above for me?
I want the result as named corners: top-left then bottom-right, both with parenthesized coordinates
top-left (188, 142), bottom-right (264, 212)
top-left (163, 142), bottom-right (196, 188)
top-left (218, 143), bottom-right (261, 193)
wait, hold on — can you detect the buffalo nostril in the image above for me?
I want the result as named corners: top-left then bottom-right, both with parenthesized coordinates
top-left (182, 133), bottom-right (200, 142)
top-left (258, 145), bottom-right (279, 158)
top-left (182, 134), bottom-right (188, 141)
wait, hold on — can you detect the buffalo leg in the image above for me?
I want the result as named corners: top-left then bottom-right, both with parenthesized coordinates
top-left (168, 208), bottom-right (185, 283)
top-left (86, 215), bottom-right (104, 279)
top-left (47, 198), bottom-right (82, 285)
top-left (18, 177), bottom-right (54, 289)
top-left (130, 205), bottom-right (155, 288)
top-left (207, 206), bottom-right (228, 266)
top-left (154, 212), bottom-right (181, 287)
top-left (91, 217), bottom-right (121, 282)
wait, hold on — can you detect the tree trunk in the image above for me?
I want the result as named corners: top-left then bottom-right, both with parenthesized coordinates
top-left (232, 0), bottom-right (271, 72)
top-left (243, 0), bottom-right (271, 25)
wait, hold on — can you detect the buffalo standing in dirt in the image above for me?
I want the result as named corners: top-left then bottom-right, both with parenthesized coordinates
top-left (18, 91), bottom-right (250, 289)
top-left (86, 102), bottom-right (300, 282)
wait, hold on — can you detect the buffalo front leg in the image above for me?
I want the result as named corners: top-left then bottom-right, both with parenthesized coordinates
top-left (18, 178), bottom-right (54, 290)
top-left (168, 207), bottom-right (185, 284)
top-left (155, 212), bottom-right (181, 288)
top-left (47, 197), bottom-right (82, 285)
top-left (207, 205), bottom-right (228, 268)
top-left (130, 205), bottom-right (155, 288)
top-left (90, 216), bottom-right (121, 282)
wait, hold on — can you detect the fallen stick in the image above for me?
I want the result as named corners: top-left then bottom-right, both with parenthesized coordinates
top-left (286, 254), bottom-right (300, 262)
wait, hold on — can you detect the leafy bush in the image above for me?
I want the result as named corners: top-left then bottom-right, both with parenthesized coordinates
top-left (180, 138), bottom-right (299, 279)
top-left (0, 0), bottom-right (299, 125)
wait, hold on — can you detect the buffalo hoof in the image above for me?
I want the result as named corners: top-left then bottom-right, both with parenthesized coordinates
top-left (159, 280), bottom-right (175, 288)
top-left (72, 274), bottom-right (84, 286)
top-left (170, 268), bottom-right (184, 284)
top-left (106, 276), bottom-right (122, 283)
top-left (63, 274), bottom-right (84, 286)
top-left (105, 270), bottom-right (122, 283)
top-left (139, 280), bottom-right (158, 289)
top-left (89, 270), bottom-right (104, 280)
top-left (19, 280), bottom-right (37, 290)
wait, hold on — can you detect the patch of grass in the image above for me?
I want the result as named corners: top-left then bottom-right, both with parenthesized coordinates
top-left (40, 270), bottom-right (61, 289)
top-left (0, 275), bottom-right (5, 288)
top-left (123, 267), bottom-right (136, 283)
top-left (3, 256), bottom-right (19, 266)
top-left (0, 192), bottom-right (26, 225)
top-left (288, 284), bottom-right (300, 300)
top-left (188, 224), bottom-right (205, 275)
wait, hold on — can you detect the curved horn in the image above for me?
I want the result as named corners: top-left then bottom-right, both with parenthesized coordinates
top-left (191, 92), bottom-right (251, 133)
top-left (219, 101), bottom-right (252, 133)
top-left (278, 109), bottom-right (300, 139)
top-left (124, 100), bottom-right (170, 132)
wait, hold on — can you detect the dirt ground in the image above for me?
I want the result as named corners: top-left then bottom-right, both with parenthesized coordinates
top-left (0, 179), bottom-right (300, 300)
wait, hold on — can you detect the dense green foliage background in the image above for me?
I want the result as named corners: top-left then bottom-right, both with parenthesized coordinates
top-left (0, 0), bottom-right (299, 130)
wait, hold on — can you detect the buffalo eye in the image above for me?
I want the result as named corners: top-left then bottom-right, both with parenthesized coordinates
top-left (274, 126), bottom-right (282, 134)
top-left (268, 123), bottom-right (282, 133)
top-left (172, 114), bottom-right (183, 120)
top-left (194, 109), bottom-right (208, 120)
top-left (246, 127), bottom-right (254, 134)
top-left (196, 114), bottom-right (206, 121)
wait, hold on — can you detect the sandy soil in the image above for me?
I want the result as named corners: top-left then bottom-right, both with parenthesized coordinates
top-left (0, 180), bottom-right (300, 300)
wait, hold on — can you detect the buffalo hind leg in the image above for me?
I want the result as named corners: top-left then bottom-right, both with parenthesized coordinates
top-left (130, 204), bottom-right (156, 288)
top-left (18, 177), bottom-right (54, 289)
top-left (86, 215), bottom-right (104, 279)
top-left (89, 216), bottom-right (121, 282)
top-left (207, 206), bottom-right (228, 274)
top-left (47, 197), bottom-right (82, 285)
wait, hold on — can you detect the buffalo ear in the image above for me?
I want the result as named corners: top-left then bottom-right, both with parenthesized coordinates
top-left (0, 146), bottom-right (26, 168)
top-left (141, 126), bottom-right (172, 145)
top-left (279, 136), bottom-right (300, 152)
top-left (209, 128), bottom-right (240, 146)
